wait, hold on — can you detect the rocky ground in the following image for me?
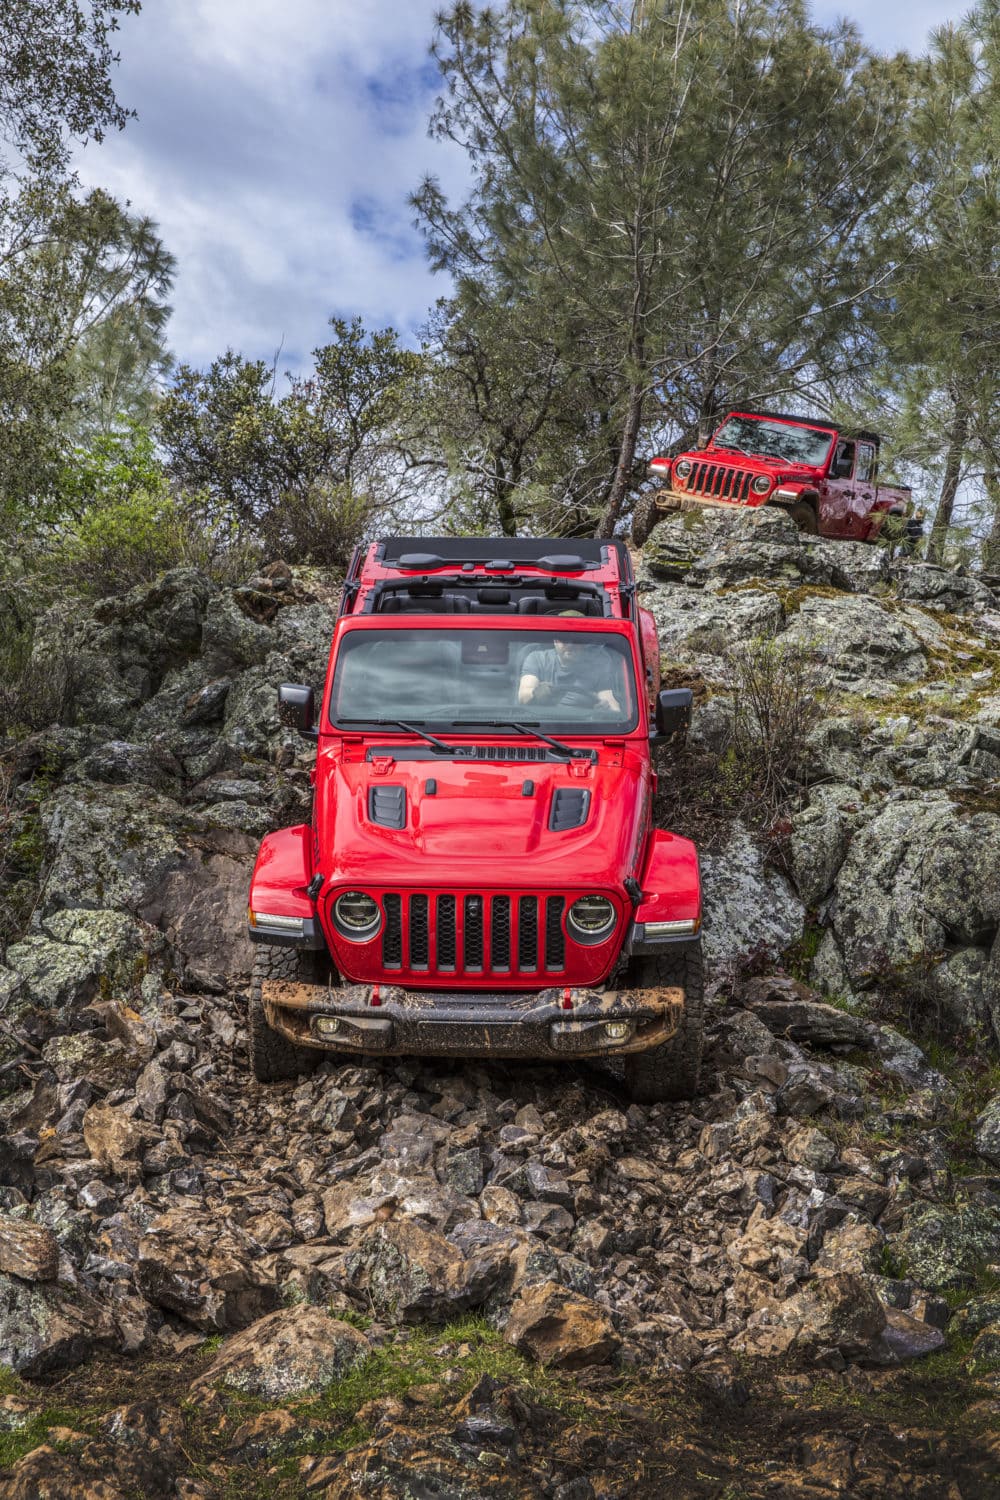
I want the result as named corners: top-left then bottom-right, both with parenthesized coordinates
top-left (2, 514), bottom-right (1000, 1497)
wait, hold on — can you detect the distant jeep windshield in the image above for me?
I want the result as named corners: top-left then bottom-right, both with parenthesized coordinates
top-left (713, 415), bottom-right (835, 467)
top-left (329, 627), bottom-right (639, 734)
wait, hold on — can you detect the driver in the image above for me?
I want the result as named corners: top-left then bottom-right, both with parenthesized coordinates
top-left (517, 612), bottom-right (622, 713)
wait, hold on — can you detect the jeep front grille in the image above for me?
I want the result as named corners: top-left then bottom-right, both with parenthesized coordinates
top-left (380, 892), bottom-right (567, 976)
top-left (685, 462), bottom-right (755, 502)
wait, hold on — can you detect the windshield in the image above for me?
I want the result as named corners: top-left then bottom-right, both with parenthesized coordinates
top-left (330, 627), bottom-right (639, 734)
top-left (713, 415), bottom-right (835, 467)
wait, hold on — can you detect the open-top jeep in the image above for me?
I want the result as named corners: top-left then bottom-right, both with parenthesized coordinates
top-left (246, 537), bottom-right (703, 1103)
top-left (641, 409), bottom-right (912, 543)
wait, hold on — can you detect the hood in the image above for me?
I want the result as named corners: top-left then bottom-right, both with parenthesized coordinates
top-left (313, 742), bottom-right (648, 893)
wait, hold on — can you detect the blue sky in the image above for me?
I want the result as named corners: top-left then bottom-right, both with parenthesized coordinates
top-left (75, 0), bottom-right (971, 377)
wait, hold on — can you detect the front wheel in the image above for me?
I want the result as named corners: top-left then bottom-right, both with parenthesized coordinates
top-left (623, 944), bottom-right (705, 1103)
top-left (789, 499), bottom-right (819, 536)
top-left (248, 943), bottom-right (327, 1082)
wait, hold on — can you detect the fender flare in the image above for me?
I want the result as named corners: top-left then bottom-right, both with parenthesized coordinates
top-left (634, 829), bottom-right (701, 926)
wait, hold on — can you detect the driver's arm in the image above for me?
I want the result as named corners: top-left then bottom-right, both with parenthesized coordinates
top-left (518, 673), bottom-right (553, 704)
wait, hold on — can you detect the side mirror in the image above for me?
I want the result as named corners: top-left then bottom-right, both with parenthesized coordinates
top-left (278, 683), bottom-right (317, 738)
top-left (653, 687), bottom-right (693, 739)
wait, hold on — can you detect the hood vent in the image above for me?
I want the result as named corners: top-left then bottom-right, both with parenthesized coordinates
top-left (369, 784), bottom-right (406, 829)
top-left (549, 787), bottom-right (591, 832)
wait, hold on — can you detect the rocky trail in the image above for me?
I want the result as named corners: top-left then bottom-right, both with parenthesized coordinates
top-left (2, 511), bottom-right (1000, 1497)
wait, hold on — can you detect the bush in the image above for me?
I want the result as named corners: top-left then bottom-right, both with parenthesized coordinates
top-left (722, 635), bottom-right (831, 824)
top-left (255, 481), bottom-right (369, 567)
top-left (56, 486), bottom-right (190, 595)
top-left (0, 598), bottom-right (80, 735)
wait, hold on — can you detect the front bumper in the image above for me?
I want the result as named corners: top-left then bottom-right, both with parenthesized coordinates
top-left (653, 486), bottom-right (764, 515)
top-left (261, 977), bottom-right (686, 1060)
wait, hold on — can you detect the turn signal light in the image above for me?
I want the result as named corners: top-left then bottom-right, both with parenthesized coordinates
top-left (249, 911), bottom-right (304, 934)
top-left (644, 918), bottom-right (699, 937)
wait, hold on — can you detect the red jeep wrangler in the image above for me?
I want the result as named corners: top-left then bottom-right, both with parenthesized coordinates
top-left (643, 409), bottom-right (911, 542)
top-left (246, 537), bottom-right (703, 1103)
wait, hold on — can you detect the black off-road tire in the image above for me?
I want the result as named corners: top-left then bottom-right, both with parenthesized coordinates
top-left (248, 943), bottom-right (325, 1083)
top-left (789, 499), bottom-right (819, 536)
top-left (623, 944), bottom-right (705, 1104)
top-left (631, 491), bottom-right (660, 548)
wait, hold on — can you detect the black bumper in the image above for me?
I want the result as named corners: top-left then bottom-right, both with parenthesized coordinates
top-left (260, 978), bottom-right (686, 1060)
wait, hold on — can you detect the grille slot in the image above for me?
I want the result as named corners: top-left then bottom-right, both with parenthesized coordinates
top-left (436, 895), bottom-right (456, 970)
top-left (491, 895), bottom-right (510, 971)
top-left (545, 897), bottom-right (565, 970)
top-left (410, 894), bottom-right (429, 968)
top-left (518, 896), bottom-right (538, 971)
top-left (464, 896), bottom-right (484, 970)
top-left (382, 894), bottom-right (402, 969)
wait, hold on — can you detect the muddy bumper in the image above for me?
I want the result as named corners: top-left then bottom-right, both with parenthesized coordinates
top-left (261, 978), bottom-right (685, 1059)
top-left (654, 486), bottom-right (760, 515)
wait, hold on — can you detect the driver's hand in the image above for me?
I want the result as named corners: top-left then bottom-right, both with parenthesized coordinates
top-left (530, 680), bottom-right (556, 703)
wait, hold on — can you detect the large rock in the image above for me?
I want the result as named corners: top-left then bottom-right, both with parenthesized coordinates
top-left (0, 1217), bottom-right (59, 1280)
top-left (892, 1204), bottom-right (1000, 1292)
top-left (5, 908), bottom-right (149, 1016)
top-left (831, 801), bottom-right (1000, 991)
top-left (343, 1220), bottom-right (500, 1323)
top-left (782, 594), bottom-right (927, 685)
top-left (699, 823), bottom-right (804, 976)
top-left (503, 1281), bottom-right (621, 1368)
top-left (0, 1274), bottom-right (115, 1376)
top-left (193, 1306), bottom-right (369, 1398)
top-left (732, 1271), bottom-right (886, 1362)
top-left (135, 1210), bottom-right (280, 1330)
top-left (974, 1093), bottom-right (1000, 1169)
top-left (36, 785), bottom-right (257, 983)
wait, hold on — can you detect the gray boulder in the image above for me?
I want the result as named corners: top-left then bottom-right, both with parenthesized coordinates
top-left (782, 594), bottom-right (927, 685)
top-left (700, 822), bottom-right (804, 976)
top-left (831, 800), bottom-right (1000, 987)
top-left (974, 1093), bottom-right (1000, 1169)
top-left (892, 1203), bottom-right (1000, 1291)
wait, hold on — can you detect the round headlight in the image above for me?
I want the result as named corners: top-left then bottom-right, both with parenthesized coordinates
top-left (674, 458), bottom-right (692, 479)
top-left (751, 474), bottom-right (772, 495)
top-left (333, 891), bottom-right (381, 940)
top-left (567, 896), bottom-right (616, 944)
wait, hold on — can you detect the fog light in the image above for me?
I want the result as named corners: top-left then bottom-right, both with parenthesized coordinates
top-left (604, 1021), bottom-right (632, 1043)
top-left (313, 1016), bottom-right (341, 1038)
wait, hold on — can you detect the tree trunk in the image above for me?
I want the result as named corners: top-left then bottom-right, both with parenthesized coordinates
top-left (982, 472), bottom-right (1000, 575)
top-left (927, 397), bottom-right (969, 565)
top-left (597, 382), bottom-right (645, 537)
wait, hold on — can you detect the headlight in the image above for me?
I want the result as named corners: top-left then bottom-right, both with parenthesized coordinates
top-left (674, 459), bottom-right (692, 479)
top-left (333, 891), bottom-right (381, 940)
top-left (567, 896), bottom-right (616, 944)
top-left (751, 475), bottom-right (772, 495)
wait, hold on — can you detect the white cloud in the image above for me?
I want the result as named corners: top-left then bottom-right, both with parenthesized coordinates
top-left (74, 0), bottom-right (968, 377)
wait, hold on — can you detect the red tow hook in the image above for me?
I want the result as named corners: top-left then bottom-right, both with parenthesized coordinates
top-left (370, 985), bottom-right (382, 1007)
top-left (561, 987), bottom-right (573, 1011)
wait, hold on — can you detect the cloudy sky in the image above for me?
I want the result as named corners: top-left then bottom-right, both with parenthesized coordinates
top-left (75, 0), bottom-right (969, 378)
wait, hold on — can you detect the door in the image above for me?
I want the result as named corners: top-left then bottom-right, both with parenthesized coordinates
top-left (851, 442), bottom-right (879, 537)
top-left (822, 440), bottom-right (856, 535)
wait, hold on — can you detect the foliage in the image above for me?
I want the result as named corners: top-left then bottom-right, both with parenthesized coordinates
top-left (0, 0), bottom-right (139, 171)
top-left (156, 319), bottom-right (423, 560)
top-left (415, 0), bottom-right (911, 535)
top-left (722, 635), bottom-right (831, 825)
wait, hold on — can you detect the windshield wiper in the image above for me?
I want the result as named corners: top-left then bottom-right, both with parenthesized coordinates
top-left (339, 718), bottom-right (458, 753)
top-left (450, 720), bottom-right (583, 759)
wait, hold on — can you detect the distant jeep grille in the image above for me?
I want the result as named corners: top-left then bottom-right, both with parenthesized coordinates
top-left (685, 462), bottom-right (756, 502)
top-left (378, 891), bottom-right (568, 977)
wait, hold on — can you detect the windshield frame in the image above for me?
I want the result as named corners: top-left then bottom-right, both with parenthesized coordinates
top-left (711, 414), bottom-right (837, 468)
top-left (325, 617), bottom-right (644, 738)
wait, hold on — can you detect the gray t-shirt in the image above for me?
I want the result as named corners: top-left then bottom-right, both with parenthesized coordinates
top-left (520, 647), bottom-right (616, 704)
